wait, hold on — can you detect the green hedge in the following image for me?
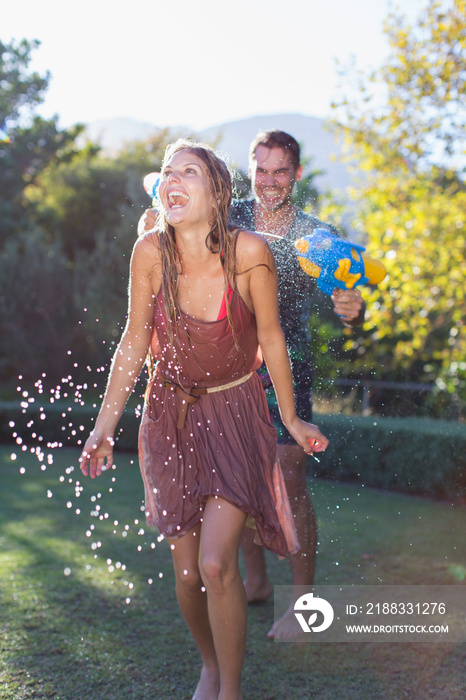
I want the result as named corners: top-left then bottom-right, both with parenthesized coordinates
top-left (0, 400), bottom-right (140, 453)
top-left (2, 401), bottom-right (465, 500)
top-left (312, 413), bottom-right (466, 500)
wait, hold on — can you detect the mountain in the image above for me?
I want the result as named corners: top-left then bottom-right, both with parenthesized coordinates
top-left (84, 113), bottom-right (352, 194)
top-left (84, 117), bottom-right (161, 151)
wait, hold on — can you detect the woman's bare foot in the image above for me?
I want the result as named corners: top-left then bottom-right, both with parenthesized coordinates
top-left (243, 574), bottom-right (272, 604)
top-left (192, 664), bottom-right (220, 700)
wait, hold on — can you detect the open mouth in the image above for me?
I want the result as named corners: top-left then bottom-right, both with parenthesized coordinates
top-left (168, 190), bottom-right (190, 208)
top-left (262, 188), bottom-right (282, 199)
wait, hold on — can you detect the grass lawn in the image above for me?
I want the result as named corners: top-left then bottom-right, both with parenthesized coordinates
top-left (1, 445), bottom-right (465, 700)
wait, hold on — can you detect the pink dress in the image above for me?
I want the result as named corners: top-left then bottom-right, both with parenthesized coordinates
top-left (138, 286), bottom-right (299, 557)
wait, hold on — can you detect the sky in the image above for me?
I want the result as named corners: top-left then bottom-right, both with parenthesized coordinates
top-left (4, 0), bottom-right (429, 131)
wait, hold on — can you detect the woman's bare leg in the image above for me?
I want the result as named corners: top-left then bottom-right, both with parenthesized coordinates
top-left (199, 497), bottom-right (248, 700)
top-left (169, 525), bottom-right (220, 700)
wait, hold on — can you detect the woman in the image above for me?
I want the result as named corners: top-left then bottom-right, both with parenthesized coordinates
top-left (79, 139), bottom-right (328, 700)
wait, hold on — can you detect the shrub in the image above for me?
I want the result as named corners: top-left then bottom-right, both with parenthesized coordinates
top-left (313, 413), bottom-right (466, 500)
top-left (2, 400), bottom-right (465, 501)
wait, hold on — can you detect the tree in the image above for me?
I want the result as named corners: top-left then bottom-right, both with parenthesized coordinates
top-left (293, 155), bottom-right (323, 211)
top-left (0, 38), bottom-right (49, 125)
top-left (5, 129), bottom-right (169, 389)
top-left (329, 0), bottom-right (466, 414)
top-left (23, 129), bottom-right (168, 257)
top-left (0, 37), bottom-right (174, 394)
top-left (0, 228), bottom-right (78, 383)
top-left (0, 39), bottom-right (84, 245)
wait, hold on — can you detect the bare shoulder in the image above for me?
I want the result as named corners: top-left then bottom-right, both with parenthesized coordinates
top-left (235, 229), bottom-right (273, 272)
top-left (131, 230), bottom-right (161, 272)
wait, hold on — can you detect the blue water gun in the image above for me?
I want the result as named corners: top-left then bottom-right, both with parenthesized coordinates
top-left (295, 228), bottom-right (387, 296)
top-left (143, 172), bottom-right (161, 207)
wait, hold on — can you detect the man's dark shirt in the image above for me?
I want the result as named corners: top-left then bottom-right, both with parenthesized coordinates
top-left (229, 199), bottom-right (337, 438)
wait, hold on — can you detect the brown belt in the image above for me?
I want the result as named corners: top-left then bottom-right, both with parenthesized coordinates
top-left (158, 370), bottom-right (254, 429)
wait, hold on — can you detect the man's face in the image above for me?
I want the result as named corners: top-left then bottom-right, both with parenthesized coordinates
top-left (249, 145), bottom-right (302, 212)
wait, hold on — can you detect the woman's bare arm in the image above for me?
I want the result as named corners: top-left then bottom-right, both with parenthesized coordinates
top-left (80, 235), bottom-right (159, 477)
top-left (238, 231), bottom-right (328, 454)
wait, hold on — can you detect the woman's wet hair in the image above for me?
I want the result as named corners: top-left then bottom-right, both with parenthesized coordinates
top-left (157, 139), bottom-right (238, 348)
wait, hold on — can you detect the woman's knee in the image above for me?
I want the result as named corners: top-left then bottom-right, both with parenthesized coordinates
top-left (199, 553), bottom-right (232, 595)
top-left (175, 565), bottom-right (204, 595)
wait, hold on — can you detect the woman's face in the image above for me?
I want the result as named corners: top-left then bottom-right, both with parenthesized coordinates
top-left (159, 150), bottom-right (214, 229)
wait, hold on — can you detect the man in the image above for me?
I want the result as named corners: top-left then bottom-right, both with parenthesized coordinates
top-left (138, 130), bottom-right (365, 640)
top-left (228, 130), bottom-right (365, 640)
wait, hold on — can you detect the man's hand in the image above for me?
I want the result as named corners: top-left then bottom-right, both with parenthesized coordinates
top-left (331, 288), bottom-right (365, 327)
top-left (137, 207), bottom-right (159, 237)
